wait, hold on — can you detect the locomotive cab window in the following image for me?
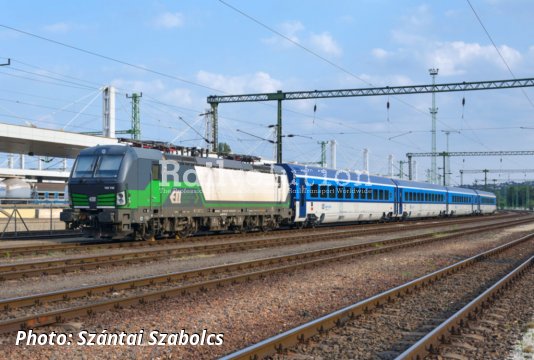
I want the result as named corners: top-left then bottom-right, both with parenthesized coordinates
top-left (94, 155), bottom-right (123, 178)
top-left (72, 156), bottom-right (98, 178)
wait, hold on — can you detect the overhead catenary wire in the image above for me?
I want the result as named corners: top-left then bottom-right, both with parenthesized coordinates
top-left (0, 25), bottom-right (222, 93)
top-left (466, 0), bottom-right (534, 109)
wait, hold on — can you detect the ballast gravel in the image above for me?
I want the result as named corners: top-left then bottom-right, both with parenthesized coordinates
top-left (1, 222), bottom-right (533, 359)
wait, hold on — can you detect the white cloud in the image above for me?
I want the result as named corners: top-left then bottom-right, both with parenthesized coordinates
top-left (196, 71), bottom-right (282, 94)
top-left (43, 22), bottom-right (71, 33)
top-left (428, 41), bottom-right (522, 75)
top-left (309, 32), bottom-right (342, 57)
top-left (371, 48), bottom-right (390, 60)
top-left (263, 21), bottom-right (304, 47)
top-left (152, 12), bottom-right (184, 29)
top-left (161, 88), bottom-right (193, 107)
top-left (263, 21), bottom-right (343, 57)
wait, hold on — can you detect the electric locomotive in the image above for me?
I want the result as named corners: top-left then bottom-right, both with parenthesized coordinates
top-left (60, 144), bottom-right (291, 239)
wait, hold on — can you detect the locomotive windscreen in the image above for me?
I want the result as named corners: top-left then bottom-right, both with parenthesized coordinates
top-left (72, 154), bottom-right (123, 178)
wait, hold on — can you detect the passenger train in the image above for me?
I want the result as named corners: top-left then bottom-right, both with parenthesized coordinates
top-left (60, 144), bottom-right (497, 239)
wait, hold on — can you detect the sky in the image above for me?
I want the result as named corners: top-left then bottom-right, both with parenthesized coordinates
top-left (1, 0), bottom-right (534, 186)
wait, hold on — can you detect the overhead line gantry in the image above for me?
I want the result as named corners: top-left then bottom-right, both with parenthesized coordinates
top-left (406, 151), bottom-right (534, 185)
top-left (459, 168), bottom-right (534, 187)
top-left (206, 77), bottom-right (534, 163)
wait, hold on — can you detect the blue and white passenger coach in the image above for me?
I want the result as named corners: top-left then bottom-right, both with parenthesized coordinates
top-left (281, 164), bottom-right (497, 226)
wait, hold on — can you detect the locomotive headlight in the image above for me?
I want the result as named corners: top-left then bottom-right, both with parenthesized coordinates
top-left (116, 191), bottom-right (126, 206)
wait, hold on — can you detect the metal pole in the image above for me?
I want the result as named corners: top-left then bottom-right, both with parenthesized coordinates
top-left (126, 92), bottom-right (142, 140)
top-left (320, 141), bottom-right (327, 167)
top-left (442, 153), bottom-right (446, 186)
top-left (460, 170), bottom-right (464, 186)
top-left (429, 68), bottom-right (439, 184)
top-left (210, 103), bottom-right (219, 153)
top-left (277, 98), bottom-right (282, 163)
top-left (408, 155), bottom-right (413, 180)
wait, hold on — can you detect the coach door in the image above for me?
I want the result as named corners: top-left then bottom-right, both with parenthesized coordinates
top-left (299, 179), bottom-right (307, 219)
top-left (398, 188), bottom-right (403, 215)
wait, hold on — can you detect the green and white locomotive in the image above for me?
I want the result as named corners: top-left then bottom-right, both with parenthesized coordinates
top-left (60, 144), bottom-right (292, 239)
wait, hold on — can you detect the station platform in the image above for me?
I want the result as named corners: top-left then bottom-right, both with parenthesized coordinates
top-left (0, 205), bottom-right (66, 233)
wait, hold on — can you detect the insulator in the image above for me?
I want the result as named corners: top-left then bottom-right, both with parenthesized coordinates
top-left (462, 97), bottom-right (465, 106)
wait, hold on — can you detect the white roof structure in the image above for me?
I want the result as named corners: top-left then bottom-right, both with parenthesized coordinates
top-left (0, 123), bottom-right (119, 158)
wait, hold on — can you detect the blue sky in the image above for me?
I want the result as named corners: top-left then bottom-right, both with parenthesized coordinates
top-left (1, 0), bottom-right (533, 185)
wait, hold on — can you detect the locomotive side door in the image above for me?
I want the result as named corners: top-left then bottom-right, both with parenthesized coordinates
top-left (150, 162), bottom-right (162, 212)
top-left (299, 178), bottom-right (307, 219)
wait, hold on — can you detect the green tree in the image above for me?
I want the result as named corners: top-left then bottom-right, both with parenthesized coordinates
top-left (218, 142), bottom-right (232, 155)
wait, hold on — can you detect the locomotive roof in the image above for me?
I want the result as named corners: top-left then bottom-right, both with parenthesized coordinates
top-left (78, 144), bottom-right (161, 160)
top-left (78, 145), bottom-right (286, 174)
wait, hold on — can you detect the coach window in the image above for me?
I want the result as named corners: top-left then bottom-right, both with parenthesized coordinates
top-left (328, 185), bottom-right (335, 198)
top-left (311, 184), bottom-right (319, 198)
top-left (320, 185), bottom-right (327, 198)
top-left (336, 186), bottom-right (343, 199)
top-left (345, 187), bottom-right (351, 199)
top-left (386, 190), bottom-right (390, 200)
top-left (372, 189), bottom-right (378, 200)
top-left (354, 188), bottom-right (360, 199)
top-left (366, 189), bottom-right (372, 200)
top-left (379, 189), bottom-right (384, 200)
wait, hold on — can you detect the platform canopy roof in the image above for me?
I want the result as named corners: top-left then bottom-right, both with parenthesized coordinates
top-left (0, 123), bottom-right (119, 159)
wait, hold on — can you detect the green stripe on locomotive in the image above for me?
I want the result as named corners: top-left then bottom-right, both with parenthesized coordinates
top-left (118, 180), bottom-right (290, 209)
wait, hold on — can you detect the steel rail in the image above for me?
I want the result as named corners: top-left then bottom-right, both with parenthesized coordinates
top-left (219, 233), bottom-right (534, 360)
top-left (0, 217), bottom-right (530, 334)
top-left (0, 213), bottom-right (516, 258)
top-left (396, 255), bottom-right (534, 360)
top-left (0, 216), bottom-right (529, 280)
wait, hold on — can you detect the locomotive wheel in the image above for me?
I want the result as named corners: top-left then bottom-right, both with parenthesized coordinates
top-left (143, 232), bottom-right (156, 241)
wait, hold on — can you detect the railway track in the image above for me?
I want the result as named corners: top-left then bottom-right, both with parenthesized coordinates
top-left (0, 215), bottom-right (530, 335)
top-left (0, 213), bottom-right (516, 258)
top-left (220, 233), bottom-right (534, 359)
top-left (0, 215), bottom-right (531, 281)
